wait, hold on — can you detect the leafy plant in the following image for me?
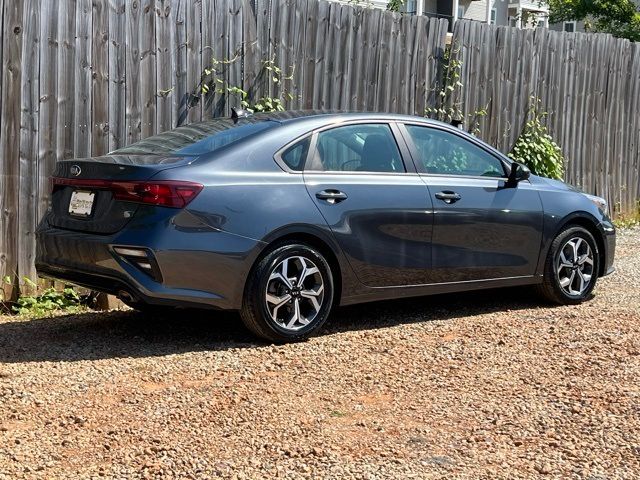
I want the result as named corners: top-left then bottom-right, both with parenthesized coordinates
top-left (1, 275), bottom-right (85, 317)
top-left (13, 286), bottom-right (83, 317)
top-left (612, 200), bottom-right (640, 228)
top-left (387, 0), bottom-right (405, 12)
top-left (425, 45), bottom-right (488, 135)
top-left (509, 98), bottom-right (564, 180)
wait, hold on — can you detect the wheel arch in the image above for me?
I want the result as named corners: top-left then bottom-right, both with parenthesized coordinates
top-left (244, 226), bottom-right (347, 306)
top-left (550, 212), bottom-right (607, 277)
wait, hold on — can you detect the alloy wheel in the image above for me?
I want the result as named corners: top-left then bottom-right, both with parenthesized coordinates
top-left (556, 237), bottom-right (595, 296)
top-left (265, 255), bottom-right (325, 331)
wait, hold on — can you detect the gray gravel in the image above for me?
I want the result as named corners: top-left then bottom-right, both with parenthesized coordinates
top-left (1, 228), bottom-right (639, 479)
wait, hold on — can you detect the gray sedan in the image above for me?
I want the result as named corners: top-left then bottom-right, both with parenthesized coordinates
top-left (36, 111), bottom-right (616, 342)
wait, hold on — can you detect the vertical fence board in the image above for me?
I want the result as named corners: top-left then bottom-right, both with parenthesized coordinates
top-left (126, 0), bottom-right (141, 143)
top-left (156, 0), bottom-right (173, 132)
top-left (37, 2), bottom-right (58, 221)
top-left (57, 1), bottom-right (76, 161)
top-left (140, 0), bottom-right (157, 137)
top-left (91, 0), bottom-right (109, 155)
top-left (0, 0), bottom-right (22, 294)
top-left (171, 0), bottom-right (187, 127)
top-left (108, 0), bottom-right (126, 150)
top-left (17, 0), bottom-right (39, 287)
top-left (74, 0), bottom-right (92, 156)
top-left (184, 0), bottom-right (201, 124)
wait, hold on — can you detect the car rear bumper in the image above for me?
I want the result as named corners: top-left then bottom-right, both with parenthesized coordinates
top-left (35, 219), bottom-right (262, 310)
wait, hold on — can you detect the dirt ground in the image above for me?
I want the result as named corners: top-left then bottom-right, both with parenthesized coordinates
top-left (1, 228), bottom-right (639, 479)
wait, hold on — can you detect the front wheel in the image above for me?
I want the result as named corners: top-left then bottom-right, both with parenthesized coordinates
top-left (240, 242), bottom-right (335, 342)
top-left (537, 226), bottom-right (600, 304)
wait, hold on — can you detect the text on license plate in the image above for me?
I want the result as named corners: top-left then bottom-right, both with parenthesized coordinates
top-left (69, 190), bottom-right (95, 216)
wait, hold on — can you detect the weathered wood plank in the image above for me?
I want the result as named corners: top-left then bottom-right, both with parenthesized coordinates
top-left (74, 0), bottom-right (92, 156)
top-left (57, 0), bottom-right (77, 161)
top-left (155, 0), bottom-right (173, 132)
top-left (37, 1), bottom-right (59, 223)
top-left (17, 0), bottom-right (40, 287)
top-left (125, 0), bottom-right (142, 144)
top-left (171, 0), bottom-right (187, 127)
top-left (184, 0), bottom-right (201, 124)
top-left (109, 0), bottom-right (126, 150)
top-left (0, 0), bottom-right (23, 294)
top-left (140, 0), bottom-right (157, 137)
top-left (91, 0), bottom-right (110, 155)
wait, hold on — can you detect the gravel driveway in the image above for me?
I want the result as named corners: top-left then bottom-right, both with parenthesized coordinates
top-left (1, 228), bottom-right (639, 479)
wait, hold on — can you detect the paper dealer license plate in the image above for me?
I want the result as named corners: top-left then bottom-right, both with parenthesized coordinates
top-left (68, 190), bottom-right (95, 217)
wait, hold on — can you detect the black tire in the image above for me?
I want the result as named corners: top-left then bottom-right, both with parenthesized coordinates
top-left (536, 225), bottom-right (600, 304)
top-left (240, 242), bottom-right (335, 342)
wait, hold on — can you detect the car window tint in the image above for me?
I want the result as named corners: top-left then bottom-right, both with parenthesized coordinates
top-left (405, 125), bottom-right (505, 177)
top-left (111, 119), bottom-right (277, 156)
top-left (280, 137), bottom-right (310, 171)
top-left (312, 124), bottom-right (405, 173)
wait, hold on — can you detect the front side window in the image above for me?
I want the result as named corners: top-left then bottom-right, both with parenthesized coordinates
top-left (405, 125), bottom-right (506, 177)
top-left (310, 124), bottom-right (405, 173)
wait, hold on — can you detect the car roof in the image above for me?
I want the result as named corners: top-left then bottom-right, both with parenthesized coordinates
top-left (257, 110), bottom-right (450, 127)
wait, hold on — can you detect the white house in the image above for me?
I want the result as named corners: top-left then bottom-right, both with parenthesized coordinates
top-left (402, 0), bottom-right (549, 30)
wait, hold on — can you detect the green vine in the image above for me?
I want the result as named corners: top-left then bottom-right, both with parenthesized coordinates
top-left (193, 55), bottom-right (297, 114)
top-left (425, 45), bottom-right (488, 135)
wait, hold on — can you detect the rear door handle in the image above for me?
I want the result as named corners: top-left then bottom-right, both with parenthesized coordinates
top-left (435, 191), bottom-right (461, 204)
top-left (316, 189), bottom-right (348, 204)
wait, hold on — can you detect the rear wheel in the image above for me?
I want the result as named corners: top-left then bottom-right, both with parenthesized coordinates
top-left (537, 226), bottom-right (599, 304)
top-left (240, 242), bottom-right (334, 342)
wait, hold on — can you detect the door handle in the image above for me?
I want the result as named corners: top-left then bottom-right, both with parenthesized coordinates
top-left (435, 191), bottom-right (461, 204)
top-left (316, 189), bottom-right (348, 204)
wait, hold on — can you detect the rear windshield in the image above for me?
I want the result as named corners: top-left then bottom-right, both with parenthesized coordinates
top-left (111, 118), bottom-right (277, 156)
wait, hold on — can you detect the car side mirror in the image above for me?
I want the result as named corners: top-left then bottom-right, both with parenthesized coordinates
top-left (506, 161), bottom-right (531, 187)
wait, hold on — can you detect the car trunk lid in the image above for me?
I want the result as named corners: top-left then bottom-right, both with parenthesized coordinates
top-left (47, 154), bottom-right (199, 234)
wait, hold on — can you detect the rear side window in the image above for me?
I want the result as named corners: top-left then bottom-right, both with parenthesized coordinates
top-left (279, 137), bottom-right (310, 171)
top-left (309, 124), bottom-right (405, 173)
top-left (111, 119), bottom-right (277, 156)
top-left (405, 125), bottom-right (505, 177)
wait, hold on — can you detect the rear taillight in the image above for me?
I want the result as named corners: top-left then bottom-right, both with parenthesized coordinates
top-left (52, 178), bottom-right (203, 208)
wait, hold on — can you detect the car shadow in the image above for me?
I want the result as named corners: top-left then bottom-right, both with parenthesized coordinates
top-left (0, 286), bottom-right (550, 364)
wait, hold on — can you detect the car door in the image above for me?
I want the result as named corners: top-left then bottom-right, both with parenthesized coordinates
top-left (400, 123), bottom-right (543, 283)
top-left (302, 122), bottom-right (435, 287)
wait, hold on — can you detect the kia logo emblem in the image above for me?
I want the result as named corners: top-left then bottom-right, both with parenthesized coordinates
top-left (70, 165), bottom-right (82, 177)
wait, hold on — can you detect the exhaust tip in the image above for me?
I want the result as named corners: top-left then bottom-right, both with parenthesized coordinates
top-left (117, 290), bottom-right (136, 303)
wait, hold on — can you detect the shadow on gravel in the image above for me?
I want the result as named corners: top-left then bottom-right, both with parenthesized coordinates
top-left (0, 286), bottom-right (548, 363)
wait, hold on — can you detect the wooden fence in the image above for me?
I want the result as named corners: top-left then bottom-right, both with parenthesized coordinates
top-left (0, 0), bottom-right (638, 295)
top-left (0, 0), bottom-right (448, 292)
top-left (452, 20), bottom-right (640, 219)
